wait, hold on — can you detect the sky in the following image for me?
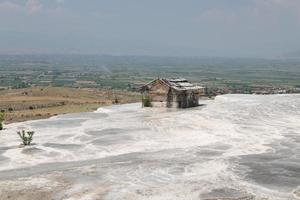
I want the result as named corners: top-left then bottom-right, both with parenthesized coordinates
top-left (0, 0), bottom-right (300, 57)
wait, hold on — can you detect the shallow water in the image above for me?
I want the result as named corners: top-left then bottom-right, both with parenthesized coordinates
top-left (0, 94), bottom-right (299, 200)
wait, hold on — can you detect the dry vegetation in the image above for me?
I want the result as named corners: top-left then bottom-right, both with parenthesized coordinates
top-left (0, 87), bottom-right (140, 124)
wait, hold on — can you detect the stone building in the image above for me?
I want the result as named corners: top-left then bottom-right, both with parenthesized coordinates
top-left (141, 78), bottom-right (205, 108)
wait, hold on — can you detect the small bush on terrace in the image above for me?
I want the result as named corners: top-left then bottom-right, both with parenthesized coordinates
top-left (0, 112), bottom-right (5, 131)
top-left (142, 96), bottom-right (152, 107)
top-left (17, 130), bottom-right (35, 146)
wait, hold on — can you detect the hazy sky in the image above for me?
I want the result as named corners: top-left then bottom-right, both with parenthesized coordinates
top-left (1, 0), bottom-right (300, 57)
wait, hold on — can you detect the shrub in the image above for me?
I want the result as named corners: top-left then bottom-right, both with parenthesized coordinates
top-left (142, 96), bottom-right (152, 107)
top-left (0, 112), bottom-right (4, 131)
top-left (17, 130), bottom-right (35, 146)
top-left (114, 97), bottom-right (119, 104)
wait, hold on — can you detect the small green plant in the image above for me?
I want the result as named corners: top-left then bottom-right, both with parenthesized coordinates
top-left (0, 112), bottom-right (5, 131)
top-left (142, 96), bottom-right (152, 107)
top-left (17, 130), bottom-right (35, 146)
top-left (114, 97), bottom-right (119, 104)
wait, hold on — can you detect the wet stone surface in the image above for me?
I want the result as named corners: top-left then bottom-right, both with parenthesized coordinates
top-left (0, 95), bottom-right (299, 200)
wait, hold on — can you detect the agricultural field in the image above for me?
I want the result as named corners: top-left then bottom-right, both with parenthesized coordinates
top-left (0, 55), bottom-right (299, 93)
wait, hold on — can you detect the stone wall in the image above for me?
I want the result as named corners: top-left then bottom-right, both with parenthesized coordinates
top-left (142, 79), bottom-right (169, 102)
